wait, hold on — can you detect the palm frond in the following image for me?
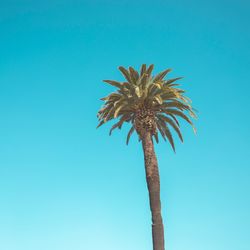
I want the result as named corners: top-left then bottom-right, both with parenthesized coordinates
top-left (118, 66), bottom-right (131, 83)
top-left (140, 64), bottom-right (147, 76)
top-left (97, 120), bottom-right (105, 128)
top-left (163, 108), bottom-right (196, 134)
top-left (156, 120), bottom-right (166, 141)
top-left (158, 117), bottom-right (175, 152)
top-left (163, 77), bottom-right (183, 87)
top-left (154, 95), bottom-right (163, 105)
top-left (157, 114), bottom-right (183, 142)
top-left (153, 132), bottom-right (159, 143)
top-left (162, 100), bottom-right (191, 111)
top-left (103, 80), bottom-right (123, 89)
top-left (126, 126), bottom-right (135, 145)
top-left (109, 114), bottom-right (132, 135)
top-left (129, 66), bottom-right (139, 84)
top-left (163, 108), bottom-right (193, 125)
top-left (154, 68), bottom-right (172, 82)
top-left (138, 73), bottom-right (148, 89)
top-left (168, 114), bottom-right (180, 127)
top-left (100, 92), bottom-right (122, 101)
top-left (146, 64), bottom-right (154, 76)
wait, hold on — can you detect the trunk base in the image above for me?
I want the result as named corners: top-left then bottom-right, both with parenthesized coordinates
top-left (152, 224), bottom-right (165, 250)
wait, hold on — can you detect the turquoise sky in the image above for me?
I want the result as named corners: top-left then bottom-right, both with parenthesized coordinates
top-left (0, 1), bottom-right (249, 250)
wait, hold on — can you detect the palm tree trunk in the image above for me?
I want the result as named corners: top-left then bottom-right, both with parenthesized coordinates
top-left (141, 131), bottom-right (165, 250)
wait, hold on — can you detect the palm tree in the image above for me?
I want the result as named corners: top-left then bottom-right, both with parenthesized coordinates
top-left (97, 64), bottom-right (197, 250)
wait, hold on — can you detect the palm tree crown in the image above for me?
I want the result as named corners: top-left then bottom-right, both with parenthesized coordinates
top-left (97, 64), bottom-right (197, 151)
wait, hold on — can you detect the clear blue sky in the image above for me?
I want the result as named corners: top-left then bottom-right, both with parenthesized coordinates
top-left (0, 1), bottom-right (249, 250)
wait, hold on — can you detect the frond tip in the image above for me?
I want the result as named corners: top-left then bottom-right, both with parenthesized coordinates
top-left (97, 64), bottom-right (197, 151)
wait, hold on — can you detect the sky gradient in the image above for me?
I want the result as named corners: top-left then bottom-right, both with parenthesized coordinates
top-left (0, 1), bottom-right (250, 250)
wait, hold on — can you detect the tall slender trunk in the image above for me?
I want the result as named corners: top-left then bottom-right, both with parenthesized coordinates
top-left (141, 131), bottom-right (165, 250)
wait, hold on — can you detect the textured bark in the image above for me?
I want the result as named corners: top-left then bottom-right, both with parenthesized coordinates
top-left (142, 131), bottom-right (165, 250)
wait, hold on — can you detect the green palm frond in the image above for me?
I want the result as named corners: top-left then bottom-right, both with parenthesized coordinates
top-left (146, 64), bottom-right (154, 76)
top-left (153, 132), bottom-right (159, 143)
top-left (157, 114), bottom-right (183, 142)
top-left (109, 114), bottom-right (132, 135)
top-left (153, 95), bottom-right (163, 105)
top-left (97, 64), bottom-right (197, 150)
top-left (138, 73), bottom-right (148, 89)
top-left (161, 100), bottom-right (192, 111)
top-left (147, 82), bottom-right (163, 97)
top-left (103, 80), bottom-right (123, 89)
top-left (157, 118), bottom-right (176, 152)
top-left (163, 108), bottom-right (197, 134)
top-left (118, 66), bottom-right (131, 83)
top-left (168, 114), bottom-right (180, 127)
top-left (163, 108), bottom-right (193, 125)
top-left (129, 66), bottom-right (139, 84)
top-left (156, 121), bottom-right (166, 141)
top-left (126, 126), bottom-right (135, 145)
top-left (97, 120), bottom-right (105, 128)
top-left (100, 92), bottom-right (121, 101)
top-left (154, 68), bottom-right (172, 82)
top-left (163, 77), bottom-right (183, 87)
top-left (140, 64), bottom-right (147, 76)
